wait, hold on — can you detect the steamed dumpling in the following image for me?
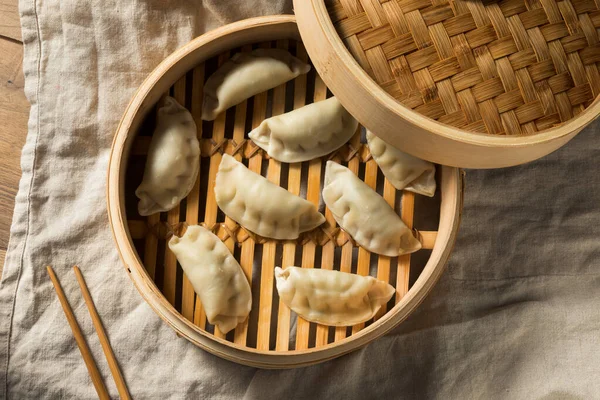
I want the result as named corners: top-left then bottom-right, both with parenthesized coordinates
top-left (275, 267), bottom-right (395, 326)
top-left (168, 225), bottom-right (251, 334)
top-left (135, 96), bottom-right (200, 216)
top-left (202, 48), bottom-right (311, 120)
top-left (322, 161), bottom-right (421, 256)
top-left (248, 97), bottom-right (357, 162)
top-left (215, 154), bottom-right (325, 239)
top-left (366, 131), bottom-right (436, 197)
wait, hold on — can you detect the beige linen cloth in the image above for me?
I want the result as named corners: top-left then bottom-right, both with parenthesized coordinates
top-left (1, 0), bottom-right (600, 398)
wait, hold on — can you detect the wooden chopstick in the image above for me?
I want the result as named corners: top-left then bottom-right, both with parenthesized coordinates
top-left (73, 266), bottom-right (132, 400)
top-left (46, 266), bottom-right (110, 400)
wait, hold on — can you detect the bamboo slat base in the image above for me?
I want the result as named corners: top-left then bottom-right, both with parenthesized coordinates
top-left (108, 16), bottom-right (463, 367)
top-left (125, 39), bottom-right (437, 351)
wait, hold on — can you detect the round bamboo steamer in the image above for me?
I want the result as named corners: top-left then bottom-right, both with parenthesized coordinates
top-left (107, 15), bottom-right (464, 368)
top-left (294, 0), bottom-right (600, 168)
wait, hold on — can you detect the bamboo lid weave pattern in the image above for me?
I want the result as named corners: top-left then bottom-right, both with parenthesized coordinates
top-left (326, 0), bottom-right (600, 135)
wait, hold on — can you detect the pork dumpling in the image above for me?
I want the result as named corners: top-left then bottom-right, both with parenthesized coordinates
top-left (275, 267), bottom-right (395, 326)
top-left (248, 97), bottom-right (358, 162)
top-left (135, 96), bottom-right (200, 216)
top-left (168, 225), bottom-right (251, 334)
top-left (366, 131), bottom-right (436, 197)
top-left (322, 161), bottom-right (421, 257)
top-left (215, 154), bottom-right (325, 239)
top-left (202, 48), bottom-right (311, 121)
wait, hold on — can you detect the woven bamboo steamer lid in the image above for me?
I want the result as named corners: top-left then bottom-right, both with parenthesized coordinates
top-left (294, 0), bottom-right (600, 168)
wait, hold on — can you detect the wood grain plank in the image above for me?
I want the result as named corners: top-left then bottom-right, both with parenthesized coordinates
top-left (0, 0), bottom-right (21, 42)
top-left (0, 249), bottom-right (5, 279)
top-left (0, 38), bottom-right (27, 111)
top-left (0, 36), bottom-right (28, 276)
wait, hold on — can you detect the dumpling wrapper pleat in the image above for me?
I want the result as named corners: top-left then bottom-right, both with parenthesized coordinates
top-left (135, 96), bottom-right (200, 216)
top-left (168, 225), bottom-right (251, 334)
top-left (202, 48), bottom-right (311, 121)
top-left (215, 154), bottom-right (325, 240)
top-left (366, 131), bottom-right (436, 197)
top-left (323, 161), bottom-right (422, 257)
top-left (248, 97), bottom-right (357, 163)
top-left (275, 266), bottom-right (396, 326)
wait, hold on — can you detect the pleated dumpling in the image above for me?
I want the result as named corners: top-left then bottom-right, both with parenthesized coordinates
top-left (275, 267), bottom-right (395, 326)
top-left (366, 131), bottom-right (436, 197)
top-left (202, 48), bottom-right (311, 120)
top-left (135, 96), bottom-right (200, 216)
top-left (248, 97), bottom-right (358, 162)
top-left (215, 154), bottom-right (325, 239)
top-left (168, 225), bottom-right (251, 334)
top-left (322, 161), bottom-right (421, 257)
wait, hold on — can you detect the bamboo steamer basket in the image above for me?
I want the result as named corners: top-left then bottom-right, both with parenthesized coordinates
top-left (294, 0), bottom-right (600, 168)
top-left (107, 15), bottom-right (463, 368)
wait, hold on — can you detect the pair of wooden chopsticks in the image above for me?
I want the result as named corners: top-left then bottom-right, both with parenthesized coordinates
top-left (47, 266), bottom-right (132, 400)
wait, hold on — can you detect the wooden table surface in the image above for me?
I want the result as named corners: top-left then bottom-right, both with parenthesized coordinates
top-left (0, 0), bottom-right (29, 276)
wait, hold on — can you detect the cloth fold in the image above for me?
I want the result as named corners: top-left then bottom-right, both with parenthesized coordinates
top-left (1, 0), bottom-right (599, 398)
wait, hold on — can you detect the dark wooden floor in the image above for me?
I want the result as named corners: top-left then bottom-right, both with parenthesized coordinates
top-left (0, 0), bottom-right (29, 276)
